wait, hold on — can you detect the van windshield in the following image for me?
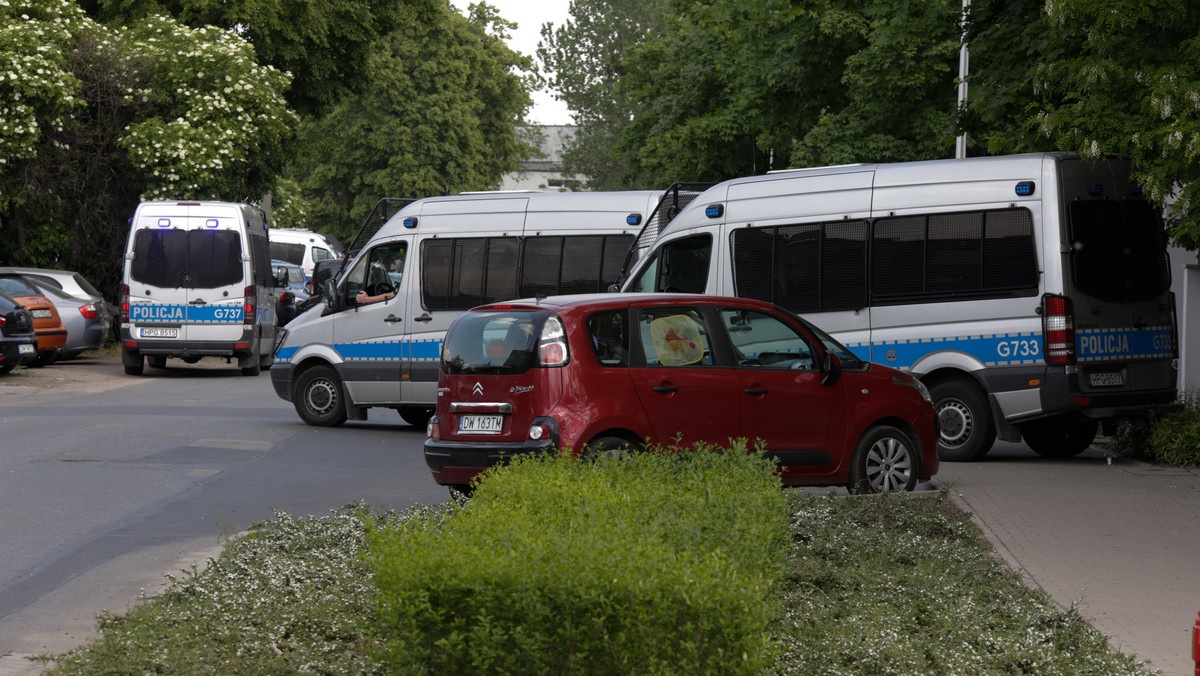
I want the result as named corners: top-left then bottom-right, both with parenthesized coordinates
top-left (1068, 199), bottom-right (1171, 302)
top-left (131, 229), bottom-right (244, 288)
top-left (442, 311), bottom-right (549, 375)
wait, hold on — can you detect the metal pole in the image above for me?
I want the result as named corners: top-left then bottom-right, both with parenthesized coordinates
top-left (956, 0), bottom-right (971, 159)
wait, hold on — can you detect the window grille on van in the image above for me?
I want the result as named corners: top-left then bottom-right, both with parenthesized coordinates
top-left (732, 221), bottom-right (868, 313)
top-left (269, 241), bottom-right (305, 266)
top-left (870, 208), bottom-right (1038, 304)
top-left (1067, 199), bottom-right (1171, 302)
top-left (617, 182), bottom-right (715, 283)
top-left (422, 234), bottom-right (636, 311)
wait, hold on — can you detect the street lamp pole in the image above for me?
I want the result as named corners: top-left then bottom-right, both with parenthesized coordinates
top-left (956, 0), bottom-right (971, 159)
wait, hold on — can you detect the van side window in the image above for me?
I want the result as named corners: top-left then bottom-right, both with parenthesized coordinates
top-left (871, 207), bottom-right (1037, 304)
top-left (637, 307), bottom-right (712, 367)
top-left (344, 242), bottom-right (407, 303)
top-left (269, 241), bottom-right (305, 265)
top-left (731, 221), bottom-right (868, 313)
top-left (721, 308), bottom-right (817, 370)
top-left (586, 310), bottom-right (628, 367)
top-left (422, 235), bottom-right (636, 311)
top-left (627, 235), bottom-right (711, 294)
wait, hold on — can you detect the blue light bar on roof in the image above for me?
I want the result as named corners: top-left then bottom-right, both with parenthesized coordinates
top-left (206, 219), bottom-right (219, 228)
top-left (1015, 181), bottom-right (1035, 197)
top-left (158, 218), bottom-right (171, 227)
top-left (705, 204), bottom-right (724, 218)
top-left (627, 213), bottom-right (642, 226)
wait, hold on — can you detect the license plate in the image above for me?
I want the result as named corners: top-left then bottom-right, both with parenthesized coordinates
top-left (18, 343), bottom-right (34, 355)
top-left (141, 327), bottom-right (179, 338)
top-left (1088, 372), bottom-right (1123, 387)
top-left (31, 309), bottom-right (52, 319)
top-left (459, 414), bottom-right (503, 434)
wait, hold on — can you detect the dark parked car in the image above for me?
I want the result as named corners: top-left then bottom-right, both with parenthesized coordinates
top-left (0, 289), bottom-right (39, 374)
top-left (425, 293), bottom-right (939, 494)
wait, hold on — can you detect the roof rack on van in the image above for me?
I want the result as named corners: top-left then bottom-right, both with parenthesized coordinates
top-left (615, 182), bottom-right (715, 284)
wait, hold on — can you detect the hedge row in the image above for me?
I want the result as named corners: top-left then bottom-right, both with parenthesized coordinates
top-left (366, 445), bottom-right (791, 675)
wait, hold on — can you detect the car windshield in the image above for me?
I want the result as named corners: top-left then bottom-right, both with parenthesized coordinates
top-left (0, 275), bottom-right (40, 297)
top-left (442, 310), bottom-right (548, 375)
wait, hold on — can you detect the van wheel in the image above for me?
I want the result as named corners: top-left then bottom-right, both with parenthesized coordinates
top-left (582, 436), bottom-right (639, 460)
top-left (930, 380), bottom-right (995, 462)
top-left (1021, 416), bottom-right (1098, 458)
top-left (294, 365), bottom-right (347, 426)
top-left (399, 406), bottom-right (434, 429)
top-left (848, 425), bottom-right (919, 493)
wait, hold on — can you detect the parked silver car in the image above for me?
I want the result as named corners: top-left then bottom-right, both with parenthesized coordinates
top-left (34, 282), bottom-right (109, 359)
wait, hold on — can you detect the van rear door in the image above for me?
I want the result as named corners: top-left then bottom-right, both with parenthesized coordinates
top-left (128, 203), bottom-right (248, 343)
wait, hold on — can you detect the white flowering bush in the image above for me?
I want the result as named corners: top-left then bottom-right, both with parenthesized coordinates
top-left (0, 0), bottom-right (88, 168)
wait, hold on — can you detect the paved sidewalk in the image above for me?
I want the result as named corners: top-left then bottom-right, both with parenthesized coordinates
top-left (938, 440), bottom-right (1200, 676)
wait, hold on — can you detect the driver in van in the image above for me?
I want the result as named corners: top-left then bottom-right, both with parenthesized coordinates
top-left (356, 287), bottom-right (396, 305)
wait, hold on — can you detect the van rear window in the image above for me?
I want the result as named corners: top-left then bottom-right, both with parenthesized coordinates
top-left (442, 311), bottom-right (549, 375)
top-left (1069, 199), bottom-right (1171, 302)
top-left (132, 230), bottom-right (244, 288)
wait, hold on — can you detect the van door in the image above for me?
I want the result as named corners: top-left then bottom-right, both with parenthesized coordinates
top-left (332, 239), bottom-right (410, 404)
top-left (127, 204), bottom-right (248, 344)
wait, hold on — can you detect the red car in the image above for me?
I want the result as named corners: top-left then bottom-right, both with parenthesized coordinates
top-left (425, 293), bottom-right (938, 494)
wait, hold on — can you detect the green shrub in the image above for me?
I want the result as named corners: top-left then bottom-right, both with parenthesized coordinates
top-left (365, 444), bottom-right (789, 675)
top-left (1109, 389), bottom-right (1200, 466)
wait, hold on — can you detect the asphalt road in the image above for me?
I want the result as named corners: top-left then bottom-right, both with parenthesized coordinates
top-left (1, 354), bottom-right (1197, 675)
top-left (0, 353), bottom-right (447, 673)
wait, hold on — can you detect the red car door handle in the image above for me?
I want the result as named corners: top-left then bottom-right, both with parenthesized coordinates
top-left (744, 387), bottom-right (770, 395)
top-left (652, 385), bottom-right (679, 393)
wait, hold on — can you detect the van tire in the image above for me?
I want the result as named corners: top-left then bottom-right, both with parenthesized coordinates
top-left (123, 349), bottom-right (144, 376)
top-left (293, 365), bottom-right (347, 427)
top-left (848, 425), bottom-right (919, 493)
top-left (1020, 416), bottom-right (1097, 458)
top-left (399, 406), bottom-right (434, 429)
top-left (931, 380), bottom-right (995, 462)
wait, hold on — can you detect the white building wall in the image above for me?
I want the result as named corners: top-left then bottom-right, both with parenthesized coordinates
top-left (1169, 246), bottom-right (1200, 392)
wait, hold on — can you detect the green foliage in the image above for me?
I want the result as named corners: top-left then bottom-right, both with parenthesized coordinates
top-left (366, 445), bottom-right (789, 675)
top-left (1034, 0), bottom-right (1200, 248)
top-left (1109, 390), bottom-right (1200, 466)
top-left (0, 0), bottom-right (297, 296)
top-left (289, 1), bottom-right (533, 242)
top-left (769, 491), bottom-right (1152, 674)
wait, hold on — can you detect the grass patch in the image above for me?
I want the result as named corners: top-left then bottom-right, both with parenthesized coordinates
top-left (40, 477), bottom-right (1156, 674)
top-left (1108, 389), bottom-right (1200, 467)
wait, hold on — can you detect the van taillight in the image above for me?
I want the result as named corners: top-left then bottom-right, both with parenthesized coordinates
top-left (538, 316), bottom-right (569, 366)
top-left (120, 284), bottom-right (130, 323)
top-left (1042, 294), bottom-right (1075, 365)
top-left (243, 285), bottom-right (255, 326)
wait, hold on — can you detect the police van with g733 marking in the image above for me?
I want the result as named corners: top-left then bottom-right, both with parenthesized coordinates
top-left (121, 201), bottom-right (277, 376)
top-left (270, 190), bottom-right (680, 428)
top-left (621, 152), bottom-right (1178, 461)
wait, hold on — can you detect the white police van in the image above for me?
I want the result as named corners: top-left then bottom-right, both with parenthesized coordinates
top-left (621, 153), bottom-right (1178, 461)
top-left (121, 201), bottom-right (277, 376)
top-left (270, 189), bottom-right (686, 428)
top-left (268, 227), bottom-right (344, 285)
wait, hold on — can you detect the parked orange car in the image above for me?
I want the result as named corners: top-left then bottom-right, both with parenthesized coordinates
top-left (0, 273), bottom-right (67, 366)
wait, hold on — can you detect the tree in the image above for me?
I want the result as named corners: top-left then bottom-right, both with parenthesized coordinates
top-left (82, 0), bottom-right (431, 115)
top-left (286, 1), bottom-right (533, 242)
top-left (537, 0), bottom-right (670, 189)
top-left (0, 0), bottom-right (297, 296)
top-left (1032, 0), bottom-right (1200, 247)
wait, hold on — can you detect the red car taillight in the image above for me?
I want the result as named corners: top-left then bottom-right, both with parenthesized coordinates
top-left (537, 315), bottom-right (569, 366)
top-left (120, 284), bottom-right (130, 323)
top-left (79, 303), bottom-right (99, 319)
top-left (243, 285), bottom-right (255, 326)
top-left (1042, 294), bottom-right (1076, 365)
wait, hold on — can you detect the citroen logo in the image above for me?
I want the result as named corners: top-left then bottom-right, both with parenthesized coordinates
top-left (473, 382), bottom-right (484, 396)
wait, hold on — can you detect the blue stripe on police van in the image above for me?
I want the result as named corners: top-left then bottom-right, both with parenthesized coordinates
top-left (129, 303), bottom-right (243, 323)
top-left (338, 341), bottom-right (404, 361)
top-left (1076, 326), bottom-right (1173, 362)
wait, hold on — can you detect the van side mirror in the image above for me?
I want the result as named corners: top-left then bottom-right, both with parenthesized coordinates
top-left (821, 352), bottom-right (842, 387)
top-left (322, 279), bottom-right (339, 311)
top-left (273, 270), bottom-right (288, 287)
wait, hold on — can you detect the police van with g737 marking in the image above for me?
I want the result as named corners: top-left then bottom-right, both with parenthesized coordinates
top-left (621, 152), bottom-right (1178, 461)
top-left (270, 190), bottom-right (684, 428)
top-left (121, 201), bottom-right (277, 376)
